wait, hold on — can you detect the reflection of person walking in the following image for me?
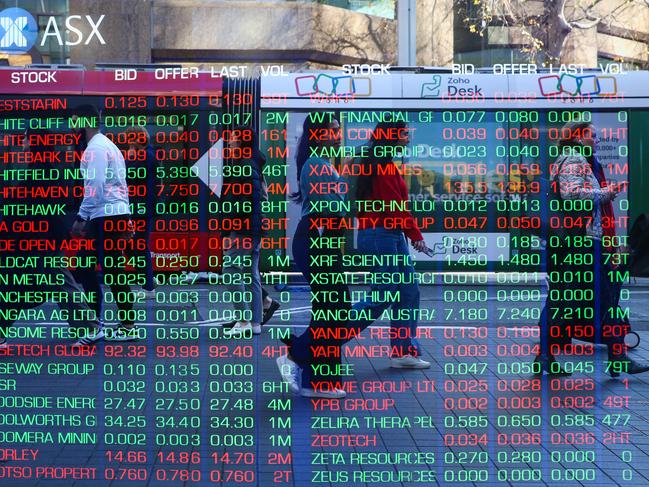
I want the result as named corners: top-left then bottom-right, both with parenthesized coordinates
top-left (220, 133), bottom-right (280, 333)
top-left (125, 126), bottom-right (159, 299)
top-left (0, 128), bottom-right (103, 348)
top-left (350, 121), bottom-right (430, 369)
top-left (220, 126), bottom-right (266, 338)
top-left (535, 121), bottom-right (649, 376)
top-left (70, 105), bottom-right (140, 342)
top-left (277, 113), bottom-right (353, 398)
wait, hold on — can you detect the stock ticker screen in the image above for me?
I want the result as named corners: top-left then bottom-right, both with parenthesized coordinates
top-left (1, 8), bottom-right (649, 487)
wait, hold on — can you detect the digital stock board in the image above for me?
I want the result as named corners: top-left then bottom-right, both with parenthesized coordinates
top-left (0, 59), bottom-right (649, 487)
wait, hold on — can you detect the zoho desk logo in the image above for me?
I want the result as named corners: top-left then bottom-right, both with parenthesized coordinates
top-left (0, 8), bottom-right (38, 52)
top-left (0, 7), bottom-right (105, 53)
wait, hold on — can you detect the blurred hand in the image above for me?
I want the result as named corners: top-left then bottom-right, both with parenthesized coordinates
top-left (610, 245), bottom-right (632, 269)
top-left (608, 183), bottom-right (621, 199)
top-left (71, 220), bottom-right (87, 237)
top-left (412, 239), bottom-right (427, 253)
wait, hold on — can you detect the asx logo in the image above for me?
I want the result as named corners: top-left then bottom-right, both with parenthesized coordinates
top-left (0, 8), bottom-right (38, 52)
top-left (0, 7), bottom-right (105, 53)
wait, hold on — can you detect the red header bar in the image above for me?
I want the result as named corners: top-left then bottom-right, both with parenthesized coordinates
top-left (83, 70), bottom-right (222, 95)
top-left (0, 70), bottom-right (84, 94)
top-left (0, 69), bottom-right (222, 96)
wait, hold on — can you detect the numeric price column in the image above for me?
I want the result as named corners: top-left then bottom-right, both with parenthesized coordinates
top-left (152, 330), bottom-right (202, 483)
top-left (102, 345), bottom-right (149, 483)
top-left (207, 331), bottom-right (256, 485)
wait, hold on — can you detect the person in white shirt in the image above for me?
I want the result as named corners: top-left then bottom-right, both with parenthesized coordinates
top-left (0, 128), bottom-right (104, 349)
top-left (70, 104), bottom-right (140, 341)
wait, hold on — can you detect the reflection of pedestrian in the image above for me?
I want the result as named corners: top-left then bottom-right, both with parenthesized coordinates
top-left (261, 288), bottom-right (280, 325)
top-left (222, 289), bottom-right (280, 329)
top-left (221, 142), bottom-right (280, 331)
top-left (0, 128), bottom-right (102, 348)
top-left (252, 140), bottom-right (281, 325)
top-left (350, 121), bottom-right (430, 368)
top-left (70, 105), bottom-right (140, 341)
top-left (277, 113), bottom-right (352, 398)
top-left (125, 126), bottom-right (159, 298)
top-left (220, 126), bottom-right (266, 337)
top-left (535, 121), bottom-right (649, 376)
